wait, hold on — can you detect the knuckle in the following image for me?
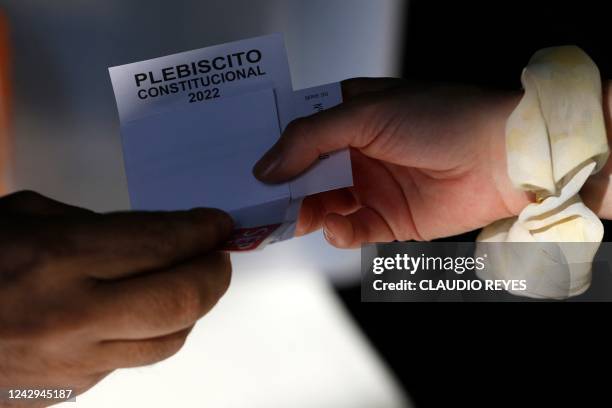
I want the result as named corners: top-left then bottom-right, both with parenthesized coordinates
top-left (198, 252), bottom-right (232, 301)
top-left (169, 278), bottom-right (205, 325)
top-left (166, 254), bottom-right (231, 324)
top-left (9, 189), bottom-right (45, 203)
top-left (25, 232), bottom-right (77, 278)
top-left (37, 300), bottom-right (97, 340)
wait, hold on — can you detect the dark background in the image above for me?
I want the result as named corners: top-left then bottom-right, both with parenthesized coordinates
top-left (336, 1), bottom-right (610, 406)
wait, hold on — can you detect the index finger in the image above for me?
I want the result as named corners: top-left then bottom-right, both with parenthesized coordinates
top-left (56, 208), bottom-right (233, 279)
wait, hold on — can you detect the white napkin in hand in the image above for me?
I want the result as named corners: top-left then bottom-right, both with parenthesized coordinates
top-left (476, 46), bottom-right (609, 299)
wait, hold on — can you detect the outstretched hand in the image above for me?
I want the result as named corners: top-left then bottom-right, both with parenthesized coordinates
top-left (254, 78), bottom-right (531, 248)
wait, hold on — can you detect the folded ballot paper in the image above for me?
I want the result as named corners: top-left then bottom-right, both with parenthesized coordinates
top-left (109, 34), bottom-right (353, 250)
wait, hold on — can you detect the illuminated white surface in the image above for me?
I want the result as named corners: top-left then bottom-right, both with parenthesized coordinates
top-left (55, 268), bottom-right (409, 408)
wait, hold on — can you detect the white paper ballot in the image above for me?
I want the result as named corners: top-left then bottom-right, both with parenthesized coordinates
top-left (121, 88), bottom-right (291, 227)
top-left (109, 34), bottom-right (353, 250)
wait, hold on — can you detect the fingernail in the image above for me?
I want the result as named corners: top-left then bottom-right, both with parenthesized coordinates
top-left (253, 143), bottom-right (282, 181)
top-left (323, 223), bottom-right (335, 242)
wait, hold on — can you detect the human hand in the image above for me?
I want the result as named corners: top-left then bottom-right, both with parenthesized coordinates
top-left (0, 191), bottom-right (232, 405)
top-left (254, 78), bottom-right (532, 247)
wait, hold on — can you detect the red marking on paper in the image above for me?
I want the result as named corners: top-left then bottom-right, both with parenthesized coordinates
top-left (223, 224), bottom-right (281, 251)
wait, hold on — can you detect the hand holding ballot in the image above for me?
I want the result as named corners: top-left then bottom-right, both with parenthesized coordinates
top-left (0, 191), bottom-right (232, 396)
top-left (109, 35), bottom-right (612, 251)
top-left (254, 78), bottom-right (534, 247)
top-left (109, 34), bottom-right (353, 250)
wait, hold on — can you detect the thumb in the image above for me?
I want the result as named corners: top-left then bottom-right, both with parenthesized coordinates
top-left (253, 78), bottom-right (402, 183)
